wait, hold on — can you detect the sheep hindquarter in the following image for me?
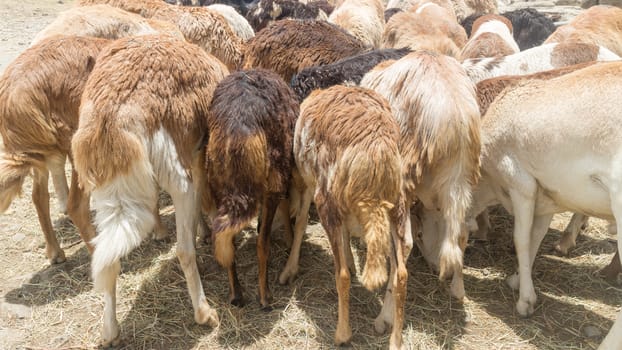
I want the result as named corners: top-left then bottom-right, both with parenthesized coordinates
top-left (468, 62), bottom-right (622, 349)
top-left (242, 19), bottom-right (367, 83)
top-left (71, 35), bottom-right (228, 347)
top-left (0, 35), bottom-right (110, 264)
top-left (283, 85), bottom-right (409, 347)
top-left (361, 51), bottom-right (481, 300)
top-left (206, 69), bottom-right (299, 308)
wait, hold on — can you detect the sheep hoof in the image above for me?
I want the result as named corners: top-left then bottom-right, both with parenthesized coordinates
top-left (195, 303), bottom-right (219, 328)
top-left (47, 248), bottom-right (66, 264)
top-left (229, 292), bottom-right (245, 307)
top-left (516, 299), bottom-right (535, 317)
top-left (278, 267), bottom-right (298, 285)
top-left (256, 291), bottom-right (273, 310)
top-left (101, 321), bottom-right (121, 349)
top-left (374, 317), bottom-right (387, 335)
top-left (334, 326), bottom-right (352, 346)
top-left (553, 242), bottom-right (571, 256)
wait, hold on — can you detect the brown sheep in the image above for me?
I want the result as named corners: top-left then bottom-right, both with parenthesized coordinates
top-left (281, 85), bottom-right (409, 347)
top-left (78, 0), bottom-right (244, 69)
top-left (71, 35), bottom-right (229, 347)
top-left (31, 5), bottom-right (184, 45)
top-left (459, 14), bottom-right (519, 60)
top-left (0, 35), bottom-right (110, 264)
top-left (206, 69), bottom-right (299, 308)
top-left (544, 5), bottom-right (622, 57)
top-left (382, 3), bottom-right (467, 58)
top-left (242, 19), bottom-right (367, 83)
top-left (361, 51), bottom-right (481, 300)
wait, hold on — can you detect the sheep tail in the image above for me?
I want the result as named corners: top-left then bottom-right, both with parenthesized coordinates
top-left (0, 153), bottom-right (32, 213)
top-left (358, 200), bottom-right (393, 291)
top-left (211, 132), bottom-right (267, 268)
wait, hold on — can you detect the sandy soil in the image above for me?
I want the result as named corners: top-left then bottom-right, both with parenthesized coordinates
top-left (0, 1), bottom-right (620, 350)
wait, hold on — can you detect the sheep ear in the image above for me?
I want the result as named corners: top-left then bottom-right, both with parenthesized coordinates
top-left (86, 55), bottom-right (96, 73)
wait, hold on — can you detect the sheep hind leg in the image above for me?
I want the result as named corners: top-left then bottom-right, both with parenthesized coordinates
top-left (47, 155), bottom-right (68, 214)
top-left (32, 168), bottom-right (65, 264)
top-left (99, 261), bottom-right (122, 347)
top-left (152, 202), bottom-right (168, 241)
top-left (170, 184), bottom-right (218, 326)
top-left (330, 225), bottom-right (352, 346)
top-left (279, 187), bottom-right (312, 285)
top-left (555, 213), bottom-right (588, 255)
top-left (256, 194), bottom-right (279, 309)
top-left (66, 168), bottom-right (96, 254)
top-left (375, 201), bottom-right (412, 350)
top-left (598, 191), bottom-right (622, 349)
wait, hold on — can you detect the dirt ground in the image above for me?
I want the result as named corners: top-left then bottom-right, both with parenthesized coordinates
top-left (0, 1), bottom-right (620, 349)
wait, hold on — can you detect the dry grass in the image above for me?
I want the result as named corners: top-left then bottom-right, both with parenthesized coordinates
top-left (0, 170), bottom-right (620, 350)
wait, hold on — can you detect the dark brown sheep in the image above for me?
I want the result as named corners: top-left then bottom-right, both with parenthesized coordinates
top-left (206, 69), bottom-right (299, 308)
top-left (242, 19), bottom-right (367, 83)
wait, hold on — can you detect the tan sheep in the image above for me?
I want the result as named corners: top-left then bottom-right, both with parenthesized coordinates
top-left (0, 35), bottom-right (110, 264)
top-left (71, 35), bottom-right (228, 346)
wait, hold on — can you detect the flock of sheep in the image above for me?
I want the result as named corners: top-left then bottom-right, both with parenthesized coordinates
top-left (0, 0), bottom-right (621, 348)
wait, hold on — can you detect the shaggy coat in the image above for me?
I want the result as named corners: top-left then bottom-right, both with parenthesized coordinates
top-left (290, 47), bottom-right (411, 101)
top-left (71, 35), bottom-right (228, 347)
top-left (206, 69), bottom-right (299, 308)
top-left (544, 5), bottom-right (622, 57)
top-left (465, 62), bottom-right (622, 349)
top-left (245, 0), bottom-right (334, 32)
top-left (207, 4), bottom-right (255, 40)
top-left (460, 14), bottom-right (519, 60)
top-left (384, 7), bottom-right (403, 21)
top-left (0, 35), bottom-right (110, 264)
top-left (242, 19), bottom-right (367, 83)
top-left (382, 3), bottom-right (467, 58)
top-left (501, 8), bottom-right (556, 50)
top-left (284, 85), bottom-right (408, 347)
top-left (78, 0), bottom-right (244, 69)
top-left (361, 51), bottom-right (481, 300)
top-left (328, 0), bottom-right (385, 48)
top-left (386, 0), bottom-right (497, 21)
top-left (31, 5), bottom-right (184, 45)
top-left (462, 42), bottom-right (620, 83)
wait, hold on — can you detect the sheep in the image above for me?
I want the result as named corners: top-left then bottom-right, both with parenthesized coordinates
top-left (328, 0), bottom-right (385, 48)
top-left (501, 8), bottom-right (556, 51)
top-left (459, 14), bottom-right (519, 60)
top-left (206, 69), bottom-right (299, 308)
top-left (360, 51), bottom-right (481, 300)
top-left (78, 0), bottom-right (244, 70)
top-left (290, 47), bottom-right (411, 101)
top-left (462, 42), bottom-right (620, 83)
top-left (207, 4), bottom-right (255, 40)
top-left (382, 3), bottom-right (468, 58)
top-left (385, 0), bottom-right (457, 18)
top-left (245, 0), bottom-right (334, 32)
top-left (0, 35), bottom-right (111, 264)
top-left (242, 19), bottom-right (367, 83)
top-left (456, 61), bottom-right (622, 349)
top-left (280, 85), bottom-right (410, 347)
top-left (31, 5), bottom-right (184, 45)
top-left (164, 0), bottom-right (260, 16)
top-left (386, 0), bottom-right (497, 22)
top-left (544, 5), bottom-right (622, 57)
top-left (475, 61), bottom-right (596, 116)
top-left (71, 34), bottom-right (229, 346)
